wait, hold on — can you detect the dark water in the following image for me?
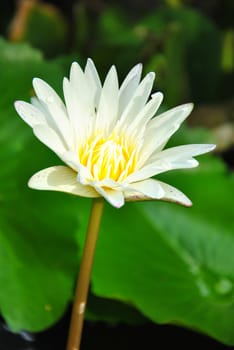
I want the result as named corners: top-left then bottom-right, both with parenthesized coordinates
top-left (0, 309), bottom-right (231, 350)
top-left (221, 146), bottom-right (234, 170)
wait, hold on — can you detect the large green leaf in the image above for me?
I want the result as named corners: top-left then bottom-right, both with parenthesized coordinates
top-left (83, 157), bottom-right (234, 345)
top-left (0, 38), bottom-right (79, 331)
top-left (0, 193), bottom-right (79, 332)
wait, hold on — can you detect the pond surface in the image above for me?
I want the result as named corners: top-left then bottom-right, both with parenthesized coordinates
top-left (0, 308), bottom-right (230, 350)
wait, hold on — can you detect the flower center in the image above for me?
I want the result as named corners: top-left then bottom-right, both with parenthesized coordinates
top-left (78, 132), bottom-right (137, 182)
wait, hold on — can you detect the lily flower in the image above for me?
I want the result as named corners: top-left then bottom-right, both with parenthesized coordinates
top-left (15, 59), bottom-right (215, 208)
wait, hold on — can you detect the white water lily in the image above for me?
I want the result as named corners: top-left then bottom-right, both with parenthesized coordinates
top-left (15, 59), bottom-right (215, 208)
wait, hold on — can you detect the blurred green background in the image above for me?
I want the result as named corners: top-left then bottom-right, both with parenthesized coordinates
top-left (0, 0), bottom-right (234, 347)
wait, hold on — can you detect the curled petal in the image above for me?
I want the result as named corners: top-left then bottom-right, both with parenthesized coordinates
top-left (156, 180), bottom-right (192, 207)
top-left (29, 166), bottom-right (99, 198)
top-left (149, 143), bottom-right (216, 168)
top-left (127, 144), bottom-right (216, 183)
top-left (125, 179), bottom-right (192, 207)
top-left (126, 179), bottom-right (164, 199)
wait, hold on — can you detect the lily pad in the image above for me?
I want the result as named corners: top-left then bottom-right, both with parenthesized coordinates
top-left (85, 156), bottom-right (234, 345)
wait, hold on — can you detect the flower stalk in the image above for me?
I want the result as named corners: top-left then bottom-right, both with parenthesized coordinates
top-left (66, 198), bottom-right (104, 350)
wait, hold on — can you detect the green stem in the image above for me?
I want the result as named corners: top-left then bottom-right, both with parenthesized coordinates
top-left (66, 198), bottom-right (104, 350)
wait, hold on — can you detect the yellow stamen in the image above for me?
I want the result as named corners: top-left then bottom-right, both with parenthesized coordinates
top-left (78, 132), bottom-right (137, 181)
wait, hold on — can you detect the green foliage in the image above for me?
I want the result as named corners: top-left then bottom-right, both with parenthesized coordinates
top-left (0, 38), bottom-right (78, 331)
top-left (140, 6), bottom-right (221, 104)
top-left (93, 5), bottom-right (221, 105)
top-left (24, 3), bottom-right (67, 57)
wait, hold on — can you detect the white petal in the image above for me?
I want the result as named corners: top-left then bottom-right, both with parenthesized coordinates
top-left (148, 103), bottom-right (194, 131)
top-left (156, 180), bottom-right (192, 206)
top-left (63, 78), bottom-right (88, 142)
top-left (63, 63), bottom-right (94, 139)
top-left (30, 97), bottom-right (52, 117)
top-left (33, 124), bottom-right (67, 156)
top-left (142, 103), bottom-right (194, 161)
top-left (77, 163), bottom-right (94, 185)
top-left (150, 144), bottom-right (216, 164)
top-left (126, 179), bottom-right (164, 199)
top-left (91, 178), bottom-right (121, 189)
top-left (69, 62), bottom-right (92, 109)
top-left (29, 166), bottom-right (99, 198)
top-left (96, 65), bottom-right (119, 133)
top-left (125, 92), bottom-right (163, 137)
top-left (85, 58), bottom-right (102, 108)
top-left (119, 63), bottom-right (142, 116)
top-left (30, 97), bottom-right (56, 127)
top-left (14, 101), bottom-right (46, 127)
top-left (125, 167), bottom-right (157, 183)
top-left (33, 78), bottom-right (63, 105)
top-left (33, 78), bottom-right (72, 146)
top-left (126, 144), bottom-right (216, 183)
top-left (60, 151), bottom-right (80, 171)
top-left (63, 78), bottom-right (79, 132)
top-left (95, 186), bottom-right (124, 208)
top-left (119, 72), bottom-right (155, 126)
top-left (125, 179), bottom-right (192, 207)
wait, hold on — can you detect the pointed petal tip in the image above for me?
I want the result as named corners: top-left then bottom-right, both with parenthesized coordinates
top-left (70, 61), bottom-right (79, 68)
top-left (69, 61), bottom-right (84, 80)
top-left (185, 200), bottom-right (193, 207)
top-left (151, 91), bottom-right (164, 102)
top-left (155, 195), bottom-right (193, 207)
top-left (86, 57), bottom-right (95, 67)
top-left (148, 71), bottom-right (156, 80)
top-left (133, 62), bottom-right (143, 74)
top-left (32, 77), bottom-right (50, 95)
top-left (14, 100), bottom-right (22, 111)
top-left (159, 181), bottom-right (193, 207)
top-left (125, 180), bottom-right (193, 208)
top-left (32, 77), bottom-right (42, 87)
top-left (28, 173), bottom-right (40, 190)
top-left (115, 201), bottom-right (125, 209)
top-left (179, 102), bottom-right (194, 115)
top-left (160, 192), bottom-right (193, 207)
top-left (28, 177), bottom-right (35, 189)
top-left (108, 64), bottom-right (118, 76)
top-left (196, 143), bottom-right (217, 155)
top-left (208, 144), bottom-right (216, 151)
top-left (63, 76), bottom-right (69, 85)
top-left (186, 102), bottom-right (194, 109)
